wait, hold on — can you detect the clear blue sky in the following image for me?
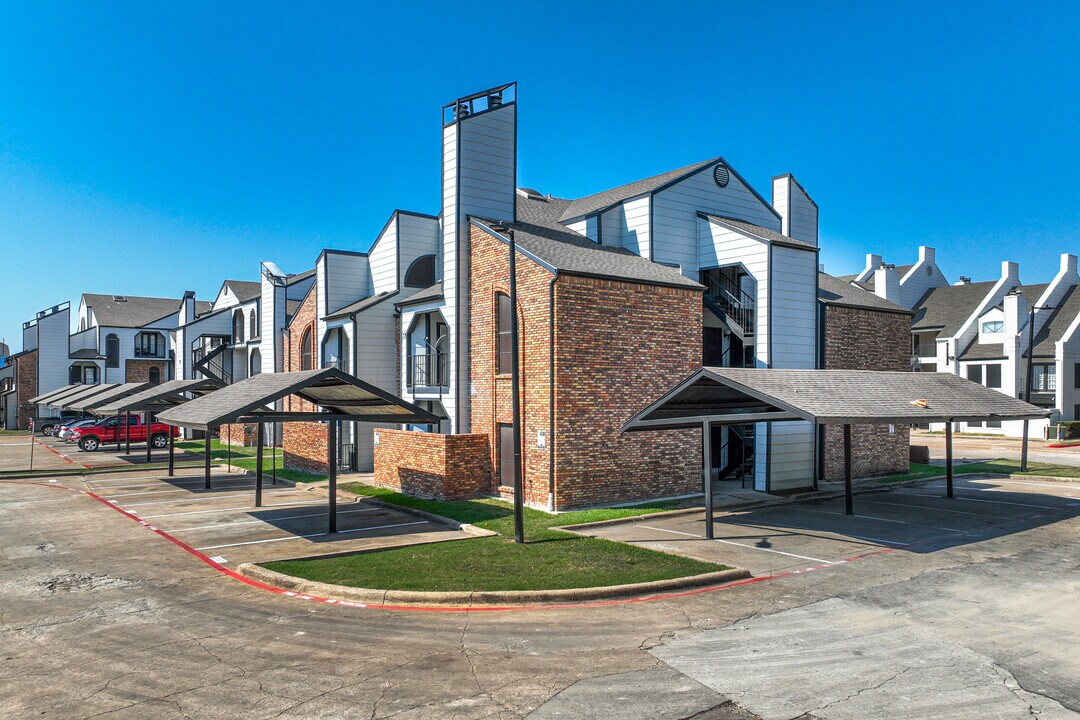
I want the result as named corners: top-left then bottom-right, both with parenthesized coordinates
top-left (1, 1), bottom-right (1077, 348)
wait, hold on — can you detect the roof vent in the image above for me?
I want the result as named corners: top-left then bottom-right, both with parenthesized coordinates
top-left (113, 296), bottom-right (127, 302)
top-left (713, 163), bottom-right (730, 188)
top-left (959, 276), bottom-right (971, 284)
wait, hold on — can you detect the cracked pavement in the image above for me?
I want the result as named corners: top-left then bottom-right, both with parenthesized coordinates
top-left (1, 472), bottom-right (1079, 719)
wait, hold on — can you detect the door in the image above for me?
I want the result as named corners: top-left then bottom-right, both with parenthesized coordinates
top-left (497, 424), bottom-right (516, 489)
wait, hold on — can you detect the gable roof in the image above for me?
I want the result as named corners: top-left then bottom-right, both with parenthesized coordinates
top-left (818, 273), bottom-right (911, 314)
top-left (851, 264), bottom-right (915, 290)
top-left (224, 280), bottom-right (261, 303)
top-left (559, 158), bottom-right (720, 221)
top-left (486, 195), bottom-right (701, 290)
top-left (911, 281), bottom-right (998, 335)
top-left (702, 214), bottom-right (817, 251)
top-left (325, 291), bottom-right (399, 320)
top-left (286, 268), bottom-right (316, 285)
top-left (395, 282), bottom-right (444, 308)
top-left (83, 294), bottom-right (192, 328)
top-left (1031, 284), bottom-right (1080, 357)
top-left (958, 340), bottom-right (1007, 361)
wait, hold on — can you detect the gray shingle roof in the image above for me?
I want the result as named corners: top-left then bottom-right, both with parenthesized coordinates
top-left (855, 264), bottom-right (915, 290)
top-left (83, 294), bottom-right (187, 328)
top-left (490, 195), bottom-right (701, 290)
top-left (959, 340), bottom-right (1007, 360)
top-left (287, 268), bottom-right (316, 285)
top-left (559, 158), bottom-right (721, 221)
top-left (1027, 284), bottom-right (1080, 357)
top-left (625, 367), bottom-right (1048, 429)
top-left (69, 383), bottom-right (149, 412)
top-left (325, 291), bottom-right (399, 320)
top-left (92, 378), bottom-right (223, 415)
top-left (702, 214), bottom-right (817, 251)
top-left (395, 282), bottom-right (444, 308)
top-left (818, 273), bottom-right (911, 314)
top-left (28, 384), bottom-right (82, 405)
top-left (156, 368), bottom-right (439, 430)
top-left (910, 281), bottom-right (998, 335)
top-left (225, 280), bottom-right (261, 303)
top-left (69, 348), bottom-right (103, 359)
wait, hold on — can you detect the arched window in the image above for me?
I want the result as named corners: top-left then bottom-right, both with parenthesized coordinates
top-left (404, 254), bottom-right (437, 288)
top-left (300, 327), bottom-right (314, 371)
top-left (496, 292), bottom-right (513, 374)
top-left (250, 348), bottom-right (262, 376)
top-left (249, 309), bottom-right (257, 340)
top-left (148, 367), bottom-right (161, 385)
top-left (105, 334), bottom-right (120, 368)
top-left (232, 309), bottom-right (245, 344)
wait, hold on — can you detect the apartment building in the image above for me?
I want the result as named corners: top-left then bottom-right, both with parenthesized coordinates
top-left (1, 302), bottom-right (70, 428)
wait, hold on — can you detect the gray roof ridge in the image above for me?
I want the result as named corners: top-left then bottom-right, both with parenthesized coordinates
top-left (558, 157), bottom-right (721, 221)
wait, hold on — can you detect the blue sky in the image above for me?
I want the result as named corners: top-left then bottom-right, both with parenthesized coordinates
top-left (1, 1), bottom-right (1077, 348)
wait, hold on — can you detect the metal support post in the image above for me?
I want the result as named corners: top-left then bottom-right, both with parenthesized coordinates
top-left (945, 422), bottom-right (954, 498)
top-left (328, 421), bottom-right (338, 533)
top-left (204, 431), bottom-right (212, 490)
top-left (844, 423), bottom-right (854, 515)
top-left (255, 422), bottom-right (264, 507)
top-left (168, 431), bottom-right (175, 477)
top-left (703, 421), bottom-right (713, 539)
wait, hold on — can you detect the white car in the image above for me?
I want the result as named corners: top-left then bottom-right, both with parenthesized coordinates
top-left (57, 419), bottom-right (98, 441)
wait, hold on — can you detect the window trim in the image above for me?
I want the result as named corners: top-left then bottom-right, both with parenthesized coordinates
top-left (105, 334), bottom-right (120, 368)
top-left (981, 320), bottom-right (1005, 334)
top-left (299, 327), bottom-right (314, 371)
top-left (404, 254), bottom-right (437, 289)
top-left (495, 292), bottom-right (513, 375)
top-left (134, 331), bottom-right (164, 359)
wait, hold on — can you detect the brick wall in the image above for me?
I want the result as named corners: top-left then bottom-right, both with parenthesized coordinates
top-left (281, 286), bottom-right (329, 473)
top-left (221, 423), bottom-right (257, 447)
top-left (468, 225), bottom-right (703, 510)
top-left (16, 350), bottom-right (38, 429)
top-left (373, 428), bottom-right (493, 499)
top-left (125, 359), bottom-right (167, 384)
top-left (822, 304), bottom-right (912, 481)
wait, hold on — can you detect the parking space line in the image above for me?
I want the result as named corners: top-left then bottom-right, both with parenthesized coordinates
top-left (636, 524), bottom-right (836, 564)
top-left (902, 492), bottom-right (1068, 510)
top-left (193, 520), bottom-right (429, 550)
top-left (101, 483), bottom-right (276, 498)
top-left (858, 497), bottom-right (1014, 519)
top-left (732, 519), bottom-right (912, 547)
top-left (955, 478), bottom-right (1080, 491)
top-left (796, 506), bottom-right (966, 533)
top-left (120, 491), bottom-right (297, 508)
top-left (139, 500), bottom-right (328, 519)
top-left (167, 507), bottom-right (380, 532)
top-left (86, 474), bottom-right (263, 487)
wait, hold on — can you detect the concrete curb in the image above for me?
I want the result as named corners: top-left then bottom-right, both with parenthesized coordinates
top-left (235, 562), bottom-right (751, 607)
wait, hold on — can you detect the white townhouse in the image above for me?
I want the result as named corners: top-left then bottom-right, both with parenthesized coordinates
top-left (840, 246), bottom-right (950, 310)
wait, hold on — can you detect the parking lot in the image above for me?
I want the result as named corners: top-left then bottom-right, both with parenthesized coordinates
top-left (0, 431), bottom-right (195, 473)
top-left (77, 466), bottom-right (472, 564)
top-left (582, 474), bottom-right (1080, 576)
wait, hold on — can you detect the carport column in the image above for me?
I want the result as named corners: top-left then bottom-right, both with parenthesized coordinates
top-left (328, 421), bottom-right (337, 534)
top-left (125, 411), bottom-right (132, 455)
top-left (204, 430), bottom-right (212, 490)
top-left (1020, 419), bottom-right (1030, 473)
top-left (145, 414), bottom-right (152, 464)
top-left (844, 424), bottom-right (853, 515)
top-left (945, 421), bottom-right (954, 499)
top-left (255, 422), bottom-right (264, 507)
top-left (703, 421), bottom-right (713, 539)
top-left (167, 430), bottom-right (175, 477)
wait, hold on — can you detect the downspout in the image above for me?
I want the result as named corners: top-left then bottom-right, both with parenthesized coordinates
top-left (548, 274), bottom-right (557, 511)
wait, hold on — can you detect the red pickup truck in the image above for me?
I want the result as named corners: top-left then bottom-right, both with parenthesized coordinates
top-left (71, 416), bottom-right (179, 452)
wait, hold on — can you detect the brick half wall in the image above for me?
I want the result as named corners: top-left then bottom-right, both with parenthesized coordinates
top-left (373, 429), bottom-right (493, 500)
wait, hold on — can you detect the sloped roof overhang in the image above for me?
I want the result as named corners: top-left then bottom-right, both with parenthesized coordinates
top-left (66, 383), bottom-right (151, 412)
top-left (92, 378), bottom-right (224, 416)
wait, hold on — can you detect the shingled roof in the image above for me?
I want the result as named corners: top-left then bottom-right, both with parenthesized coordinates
top-left (702, 214), bottom-right (817, 251)
top-left (224, 280), bottom-right (261, 303)
top-left (818, 273), bottom-right (911, 314)
top-left (485, 194), bottom-right (701, 290)
top-left (559, 158), bottom-right (721, 221)
top-left (911, 281), bottom-right (998, 335)
top-left (1031, 285), bottom-right (1080, 357)
top-left (325, 290), bottom-right (399, 320)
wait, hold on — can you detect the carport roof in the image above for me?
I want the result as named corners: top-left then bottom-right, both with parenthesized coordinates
top-left (92, 378), bottom-right (224, 415)
top-left (624, 367), bottom-right (1051, 430)
top-left (66, 382), bottom-right (150, 412)
top-left (29, 384), bottom-right (82, 405)
top-left (156, 367), bottom-right (440, 430)
top-left (47, 383), bottom-right (123, 410)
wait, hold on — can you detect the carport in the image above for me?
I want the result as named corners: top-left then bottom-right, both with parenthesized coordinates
top-left (34, 383), bottom-right (119, 417)
top-left (63, 383), bottom-right (151, 451)
top-left (156, 368), bottom-right (439, 533)
top-left (624, 368), bottom-right (1049, 538)
top-left (91, 378), bottom-right (224, 467)
top-left (28, 384), bottom-right (82, 406)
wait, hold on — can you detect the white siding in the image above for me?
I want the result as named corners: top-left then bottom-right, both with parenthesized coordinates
top-left (771, 178), bottom-right (789, 235)
top-left (397, 213), bottom-right (440, 289)
top-left (36, 307), bottom-right (70, 395)
top-left (621, 195), bottom-right (651, 259)
top-left (324, 252), bottom-right (371, 317)
top-left (768, 245), bottom-right (818, 369)
top-left (787, 182), bottom-right (818, 246)
top-left (654, 164), bottom-right (781, 278)
top-left (698, 219), bottom-right (769, 360)
top-left (600, 208), bottom-right (621, 246)
top-left (260, 267), bottom-right (287, 374)
top-left (899, 263), bottom-right (949, 308)
top-left (69, 327), bottom-right (98, 353)
top-left (369, 217), bottom-right (398, 295)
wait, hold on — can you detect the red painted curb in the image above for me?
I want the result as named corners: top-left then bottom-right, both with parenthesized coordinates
top-left (0, 479), bottom-right (896, 613)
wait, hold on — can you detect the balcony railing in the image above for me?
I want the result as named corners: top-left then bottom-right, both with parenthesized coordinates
top-left (408, 351), bottom-right (449, 389)
top-left (702, 273), bottom-right (755, 336)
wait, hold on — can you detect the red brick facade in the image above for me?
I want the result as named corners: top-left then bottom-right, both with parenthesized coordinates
top-left (468, 225), bottom-right (702, 510)
top-left (125, 359), bottom-right (167, 384)
top-left (15, 350), bottom-right (38, 430)
top-left (281, 285), bottom-right (330, 473)
top-left (221, 423), bottom-right (257, 447)
top-left (821, 304), bottom-right (912, 481)
top-left (373, 428), bottom-right (493, 499)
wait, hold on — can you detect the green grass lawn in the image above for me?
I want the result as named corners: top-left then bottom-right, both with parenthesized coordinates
top-left (173, 439), bottom-right (325, 484)
top-left (875, 459), bottom-right (1080, 484)
top-left (262, 483), bottom-right (723, 592)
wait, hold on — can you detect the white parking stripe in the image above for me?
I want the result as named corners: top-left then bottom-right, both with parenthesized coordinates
top-left (636, 524), bottom-right (835, 564)
top-left (87, 473), bottom-right (270, 486)
top-left (859, 497), bottom-right (1014, 519)
top-left (168, 507), bottom-right (380, 532)
top-left (102, 483), bottom-right (273, 498)
top-left (902, 492), bottom-right (1067, 510)
top-left (797, 507), bottom-right (966, 533)
top-left (955, 478), bottom-right (1080, 490)
top-left (120, 491), bottom-right (296, 508)
top-left (193, 521), bottom-right (429, 550)
top-left (139, 500), bottom-right (328, 519)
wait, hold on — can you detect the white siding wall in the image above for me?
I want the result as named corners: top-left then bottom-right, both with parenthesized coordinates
top-left (260, 267), bottom-right (287, 374)
top-left (70, 327), bottom-right (98, 353)
top-left (600, 208), bottom-right (621, 246)
top-left (698, 220), bottom-right (769, 362)
top-left (620, 194), bottom-right (651, 259)
top-left (397, 213), bottom-right (440, 289)
top-left (900, 262), bottom-right (949, 309)
top-left (36, 308), bottom-right (70, 395)
top-left (324, 252), bottom-right (371, 317)
top-left (563, 217), bottom-right (590, 240)
top-left (654, 165), bottom-right (781, 279)
top-left (787, 182), bottom-right (818, 246)
top-left (369, 217), bottom-right (398, 295)
top-left (177, 311), bottom-right (232, 380)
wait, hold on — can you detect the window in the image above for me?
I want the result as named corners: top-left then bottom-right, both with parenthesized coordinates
top-left (985, 364), bottom-right (1002, 389)
top-left (105, 334), bottom-right (120, 368)
top-left (404, 255), bottom-right (437, 289)
top-left (250, 349), bottom-right (262, 376)
top-left (496, 292), bottom-right (513, 374)
top-left (299, 327), bottom-right (314, 371)
top-left (232, 309), bottom-right (245, 344)
top-left (249, 310), bottom-right (258, 340)
top-left (911, 335), bottom-right (921, 356)
top-left (134, 332), bottom-right (163, 358)
top-left (497, 423), bottom-right (517, 489)
top-left (968, 420), bottom-right (983, 428)
top-left (966, 365), bottom-right (982, 384)
top-left (1032, 364), bottom-right (1056, 392)
top-left (322, 327), bottom-right (347, 371)
top-left (148, 367), bottom-right (160, 385)
top-left (986, 420), bottom-right (1002, 428)
top-left (1075, 363), bottom-right (1080, 389)
top-left (982, 321), bottom-right (1005, 334)
top-left (69, 364), bottom-right (98, 385)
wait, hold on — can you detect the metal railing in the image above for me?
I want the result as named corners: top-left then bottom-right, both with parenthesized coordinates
top-left (408, 351), bottom-right (449, 389)
top-left (703, 273), bottom-right (755, 336)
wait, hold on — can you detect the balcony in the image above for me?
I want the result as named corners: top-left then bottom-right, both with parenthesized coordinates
top-left (408, 351), bottom-right (449, 390)
top-left (701, 269), bottom-right (755, 338)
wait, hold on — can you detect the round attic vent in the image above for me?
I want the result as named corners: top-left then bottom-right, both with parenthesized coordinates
top-left (713, 163), bottom-right (730, 188)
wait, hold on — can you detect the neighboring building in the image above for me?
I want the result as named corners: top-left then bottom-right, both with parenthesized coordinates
top-left (4, 302), bottom-right (71, 428)
top-left (0, 342), bottom-right (13, 429)
top-left (840, 246), bottom-right (950, 309)
top-left (817, 272), bottom-right (913, 480)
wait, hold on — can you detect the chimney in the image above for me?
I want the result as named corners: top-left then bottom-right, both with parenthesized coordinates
top-left (954, 276), bottom-right (971, 285)
top-left (1059, 252), bottom-right (1078, 278)
top-left (771, 174), bottom-right (818, 246)
top-left (855, 254), bottom-right (882, 283)
top-left (874, 265), bottom-right (901, 305)
top-left (260, 262), bottom-right (287, 374)
top-left (181, 291), bottom-right (196, 325)
top-left (1004, 289), bottom-right (1026, 352)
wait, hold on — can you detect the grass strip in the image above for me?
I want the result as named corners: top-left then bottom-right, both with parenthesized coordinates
top-left (875, 459), bottom-right (1080, 484)
top-left (263, 484), bottom-right (723, 592)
